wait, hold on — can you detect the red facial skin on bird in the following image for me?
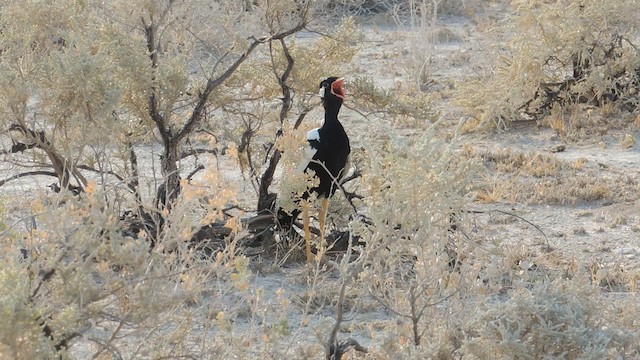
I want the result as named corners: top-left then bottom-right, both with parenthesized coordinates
top-left (330, 78), bottom-right (345, 99)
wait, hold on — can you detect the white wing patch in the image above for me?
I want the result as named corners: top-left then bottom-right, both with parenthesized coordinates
top-left (296, 128), bottom-right (320, 173)
top-left (307, 128), bottom-right (320, 142)
top-left (340, 154), bottom-right (351, 180)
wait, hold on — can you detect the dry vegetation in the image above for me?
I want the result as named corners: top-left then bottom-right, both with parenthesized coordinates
top-left (1, 0), bottom-right (640, 359)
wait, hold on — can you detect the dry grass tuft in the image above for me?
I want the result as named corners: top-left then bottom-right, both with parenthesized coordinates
top-left (462, 146), bottom-right (633, 205)
top-left (620, 133), bottom-right (636, 149)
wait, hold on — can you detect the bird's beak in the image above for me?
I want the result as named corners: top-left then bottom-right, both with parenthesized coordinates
top-left (330, 78), bottom-right (345, 99)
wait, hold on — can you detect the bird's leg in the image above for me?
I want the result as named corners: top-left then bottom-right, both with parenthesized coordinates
top-left (318, 197), bottom-right (329, 259)
top-left (302, 202), bottom-right (313, 263)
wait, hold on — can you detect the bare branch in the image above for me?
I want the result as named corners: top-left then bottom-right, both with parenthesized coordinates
top-left (8, 122), bottom-right (86, 190)
top-left (127, 140), bottom-right (142, 204)
top-left (292, 106), bottom-right (315, 130)
top-left (326, 279), bottom-right (348, 359)
top-left (75, 165), bottom-right (135, 194)
top-left (328, 338), bottom-right (368, 360)
top-left (0, 140), bottom-right (38, 154)
top-left (490, 209), bottom-right (550, 251)
top-left (179, 148), bottom-right (221, 161)
top-left (0, 171), bottom-right (58, 187)
top-left (256, 37), bottom-right (298, 211)
top-left (186, 164), bottom-right (205, 181)
top-left (175, 22), bottom-right (308, 143)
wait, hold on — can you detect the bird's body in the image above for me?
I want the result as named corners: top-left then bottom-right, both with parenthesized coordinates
top-left (299, 102), bottom-right (351, 197)
top-left (280, 77), bottom-right (351, 262)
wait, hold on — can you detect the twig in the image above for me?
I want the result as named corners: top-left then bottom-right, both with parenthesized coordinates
top-left (326, 247), bottom-right (368, 359)
top-left (127, 139), bottom-right (143, 205)
top-left (326, 278), bottom-right (347, 359)
top-left (179, 148), bottom-right (221, 160)
top-left (88, 336), bottom-right (124, 360)
top-left (489, 209), bottom-right (551, 251)
top-left (308, 159), bottom-right (360, 215)
top-left (0, 171), bottom-right (58, 187)
top-left (186, 165), bottom-right (205, 181)
top-left (30, 268), bottom-right (56, 299)
top-left (76, 164), bottom-right (135, 193)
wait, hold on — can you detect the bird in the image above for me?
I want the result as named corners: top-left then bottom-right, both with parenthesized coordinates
top-left (280, 77), bottom-right (351, 262)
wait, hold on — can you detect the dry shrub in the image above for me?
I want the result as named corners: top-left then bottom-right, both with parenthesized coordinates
top-left (347, 0), bottom-right (504, 18)
top-left (529, 172), bottom-right (626, 205)
top-left (0, 180), bottom-right (250, 358)
top-left (462, 278), bottom-right (640, 358)
top-left (350, 76), bottom-right (438, 126)
top-left (348, 122), bottom-right (477, 355)
top-left (587, 260), bottom-right (639, 293)
top-left (456, 0), bottom-right (640, 129)
top-left (356, 122), bottom-right (474, 246)
top-left (475, 175), bottom-right (521, 204)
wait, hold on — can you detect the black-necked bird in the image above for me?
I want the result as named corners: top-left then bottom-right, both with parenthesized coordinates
top-left (299, 77), bottom-right (351, 198)
top-left (281, 77), bottom-right (351, 262)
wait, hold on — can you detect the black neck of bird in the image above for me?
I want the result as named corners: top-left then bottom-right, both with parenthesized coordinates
top-left (323, 99), bottom-right (342, 124)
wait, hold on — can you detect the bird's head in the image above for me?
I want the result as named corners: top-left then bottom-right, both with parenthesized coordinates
top-left (319, 77), bottom-right (345, 105)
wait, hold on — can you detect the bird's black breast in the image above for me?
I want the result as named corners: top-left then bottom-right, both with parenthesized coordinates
top-left (305, 123), bottom-right (350, 197)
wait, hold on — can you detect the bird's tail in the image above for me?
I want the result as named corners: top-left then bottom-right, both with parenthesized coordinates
top-left (276, 207), bottom-right (301, 230)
